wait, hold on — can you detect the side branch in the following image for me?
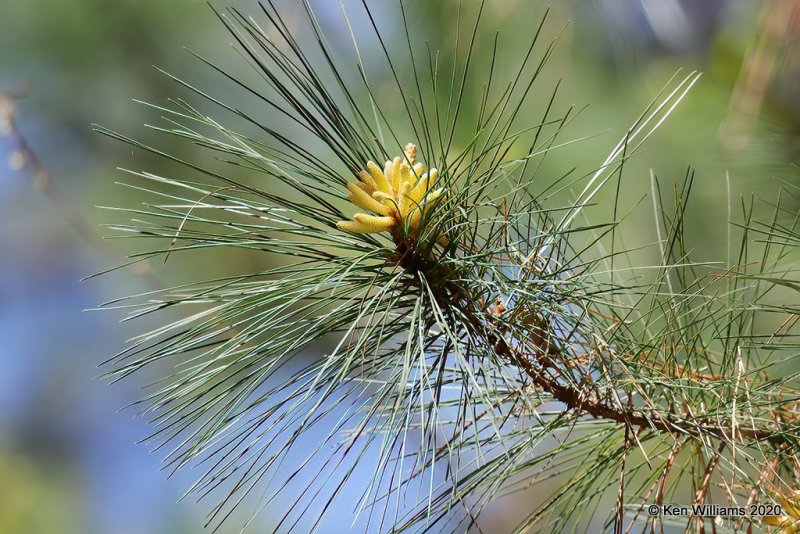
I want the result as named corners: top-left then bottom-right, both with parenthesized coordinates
top-left (508, 346), bottom-right (774, 442)
top-left (400, 237), bottom-right (782, 447)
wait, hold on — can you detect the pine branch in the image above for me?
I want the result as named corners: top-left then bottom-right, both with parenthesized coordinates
top-left (95, 2), bottom-right (800, 531)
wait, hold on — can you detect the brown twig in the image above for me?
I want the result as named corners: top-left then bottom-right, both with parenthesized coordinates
top-left (615, 423), bottom-right (632, 534)
top-left (741, 456), bottom-right (780, 533)
top-left (650, 438), bottom-right (685, 534)
top-left (506, 342), bottom-right (775, 442)
top-left (692, 442), bottom-right (726, 534)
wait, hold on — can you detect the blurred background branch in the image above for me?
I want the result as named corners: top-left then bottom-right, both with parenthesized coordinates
top-left (718, 0), bottom-right (800, 152)
top-left (1, 86), bottom-right (105, 248)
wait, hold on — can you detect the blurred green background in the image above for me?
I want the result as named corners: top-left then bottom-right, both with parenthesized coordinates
top-left (0, 0), bottom-right (797, 532)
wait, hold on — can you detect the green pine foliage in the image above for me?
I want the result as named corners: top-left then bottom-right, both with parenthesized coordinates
top-left (94, 1), bottom-right (800, 532)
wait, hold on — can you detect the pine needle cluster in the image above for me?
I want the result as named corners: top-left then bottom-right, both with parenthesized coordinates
top-left (95, 2), bottom-right (800, 532)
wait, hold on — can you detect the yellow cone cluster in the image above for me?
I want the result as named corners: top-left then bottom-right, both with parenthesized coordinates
top-left (337, 143), bottom-right (442, 236)
top-left (763, 490), bottom-right (800, 533)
